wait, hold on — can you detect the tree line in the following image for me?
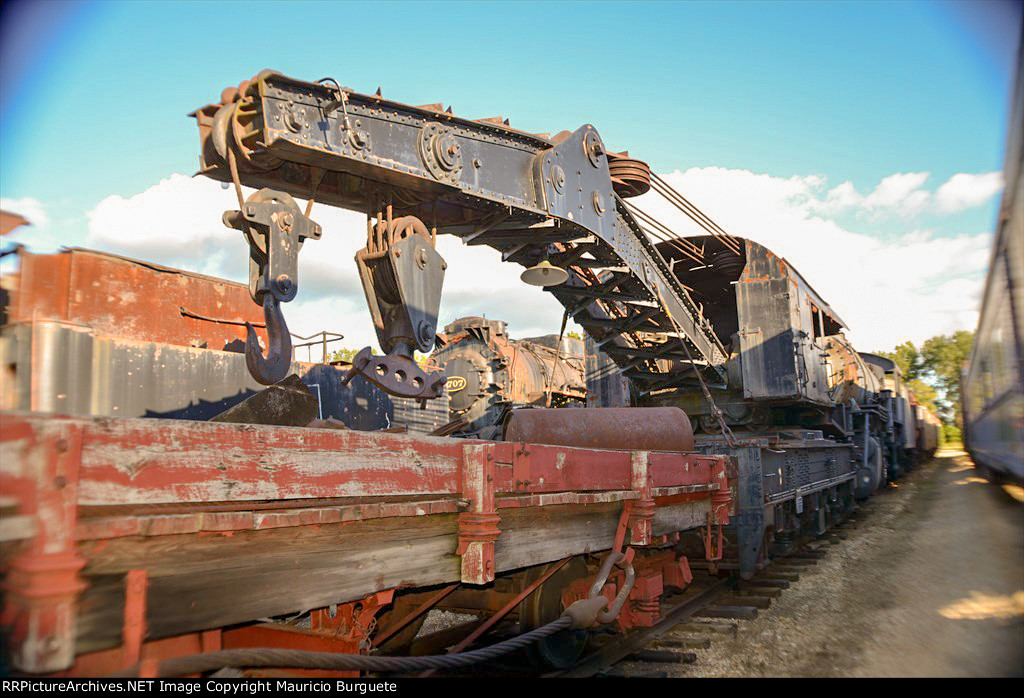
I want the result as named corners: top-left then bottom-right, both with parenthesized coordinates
top-left (874, 330), bottom-right (973, 434)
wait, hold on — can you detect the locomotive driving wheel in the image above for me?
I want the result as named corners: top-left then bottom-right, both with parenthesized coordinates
top-left (520, 556), bottom-right (590, 669)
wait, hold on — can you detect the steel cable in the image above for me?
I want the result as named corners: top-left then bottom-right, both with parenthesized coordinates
top-left (649, 173), bottom-right (742, 254)
top-left (110, 615), bottom-right (574, 677)
top-left (620, 199), bottom-right (704, 263)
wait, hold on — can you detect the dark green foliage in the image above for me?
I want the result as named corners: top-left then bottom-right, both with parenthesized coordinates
top-left (875, 330), bottom-right (973, 427)
top-left (921, 330), bottom-right (973, 426)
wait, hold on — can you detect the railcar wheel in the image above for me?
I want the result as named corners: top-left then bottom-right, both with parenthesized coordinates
top-left (520, 557), bottom-right (590, 669)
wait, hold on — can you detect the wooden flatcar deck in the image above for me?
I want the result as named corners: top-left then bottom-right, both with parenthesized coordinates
top-left (0, 412), bottom-right (732, 674)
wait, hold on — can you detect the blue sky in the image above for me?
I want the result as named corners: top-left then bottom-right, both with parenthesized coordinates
top-left (0, 0), bottom-right (1021, 350)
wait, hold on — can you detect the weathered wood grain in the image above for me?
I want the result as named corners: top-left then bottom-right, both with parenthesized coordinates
top-left (73, 500), bottom-right (711, 654)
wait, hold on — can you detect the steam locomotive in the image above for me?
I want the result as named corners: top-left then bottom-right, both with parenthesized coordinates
top-left (430, 316), bottom-right (587, 439)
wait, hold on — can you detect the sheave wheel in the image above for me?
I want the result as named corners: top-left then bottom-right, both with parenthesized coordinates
top-left (520, 556), bottom-right (590, 669)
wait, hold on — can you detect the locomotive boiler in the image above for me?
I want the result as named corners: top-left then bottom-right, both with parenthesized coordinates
top-left (430, 316), bottom-right (586, 439)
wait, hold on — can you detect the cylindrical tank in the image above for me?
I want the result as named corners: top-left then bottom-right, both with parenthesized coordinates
top-left (504, 406), bottom-right (695, 452)
top-left (430, 317), bottom-right (586, 438)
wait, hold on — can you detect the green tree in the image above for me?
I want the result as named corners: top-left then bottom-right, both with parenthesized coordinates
top-left (876, 341), bottom-right (924, 381)
top-left (329, 347), bottom-right (362, 363)
top-left (905, 378), bottom-right (939, 415)
top-left (330, 346), bottom-right (433, 369)
top-left (874, 333), bottom-right (971, 425)
top-left (920, 330), bottom-right (973, 427)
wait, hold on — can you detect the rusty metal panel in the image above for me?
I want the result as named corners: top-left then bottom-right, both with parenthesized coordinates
top-left (736, 241), bottom-right (799, 399)
top-left (7, 248), bottom-right (266, 351)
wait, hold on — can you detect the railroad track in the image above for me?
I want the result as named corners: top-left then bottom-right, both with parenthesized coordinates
top-left (416, 512), bottom-right (863, 679)
top-left (557, 517), bottom-right (862, 678)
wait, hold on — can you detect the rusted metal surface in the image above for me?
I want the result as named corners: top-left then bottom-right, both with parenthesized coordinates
top-left (53, 628), bottom-right (222, 678)
top-left (419, 556), bottom-right (573, 677)
top-left (823, 333), bottom-right (882, 405)
top-left (504, 406), bottom-right (696, 453)
top-left (349, 212), bottom-right (446, 399)
top-left (222, 624), bottom-right (360, 678)
top-left (4, 247), bottom-right (267, 351)
top-left (457, 444), bottom-right (500, 584)
top-left (192, 70), bottom-right (731, 393)
top-left (607, 151), bottom-right (651, 198)
top-left (370, 584), bottom-right (458, 649)
top-left (0, 419), bottom-right (86, 673)
top-left (431, 316), bottom-right (587, 438)
top-left (223, 188), bottom-right (323, 385)
top-left (0, 210), bottom-right (30, 236)
top-left (310, 589), bottom-right (394, 652)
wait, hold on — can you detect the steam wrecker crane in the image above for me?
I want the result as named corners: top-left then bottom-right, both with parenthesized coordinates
top-left (0, 70), bottom-right (734, 677)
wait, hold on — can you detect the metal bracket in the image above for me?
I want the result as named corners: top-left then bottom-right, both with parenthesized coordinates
top-left (223, 188), bottom-right (322, 305)
top-left (2, 424), bottom-right (87, 673)
top-left (458, 444), bottom-right (501, 585)
top-left (223, 188), bottom-right (321, 385)
top-left (533, 125), bottom-right (615, 238)
top-left (628, 450), bottom-right (655, 545)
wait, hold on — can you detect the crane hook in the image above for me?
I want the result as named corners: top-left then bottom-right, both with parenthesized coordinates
top-left (245, 293), bottom-right (292, 385)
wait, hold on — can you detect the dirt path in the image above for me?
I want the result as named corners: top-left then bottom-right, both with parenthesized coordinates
top-left (645, 451), bottom-right (1024, 677)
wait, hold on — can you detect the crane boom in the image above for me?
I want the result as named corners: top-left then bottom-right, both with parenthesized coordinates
top-left (193, 70), bottom-right (728, 392)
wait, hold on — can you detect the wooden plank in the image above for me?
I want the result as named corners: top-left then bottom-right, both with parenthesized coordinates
top-left (734, 585), bottom-right (782, 598)
top-left (4, 415), bottom-right (731, 507)
top-left (494, 502), bottom-right (620, 571)
top-left (76, 417), bottom-right (464, 504)
top-left (652, 499), bottom-right (709, 536)
top-left (678, 621), bottom-right (737, 637)
top-left (727, 593), bottom-right (772, 609)
top-left (74, 512), bottom-right (461, 654)
top-left (761, 570), bottom-right (800, 582)
top-left (695, 605), bottom-right (758, 620)
top-left (656, 635), bottom-right (711, 649)
top-left (73, 499), bottom-right (713, 655)
top-left (628, 649), bottom-right (696, 664)
top-left (774, 557), bottom-right (817, 566)
top-left (792, 548), bottom-right (828, 558)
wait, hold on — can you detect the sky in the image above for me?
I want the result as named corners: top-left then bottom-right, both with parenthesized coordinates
top-left (1, 0), bottom-right (1021, 353)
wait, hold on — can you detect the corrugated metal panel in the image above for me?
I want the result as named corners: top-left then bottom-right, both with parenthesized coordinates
top-left (392, 394), bottom-right (450, 434)
top-left (1, 320), bottom-right (393, 430)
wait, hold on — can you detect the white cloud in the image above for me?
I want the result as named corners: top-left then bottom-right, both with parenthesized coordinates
top-left (862, 172), bottom-right (932, 216)
top-left (934, 172), bottom-right (1004, 213)
top-left (0, 196), bottom-right (49, 227)
top-left (84, 174), bottom-right (571, 350)
top-left (807, 170), bottom-right (1002, 218)
top-left (79, 166), bottom-right (995, 354)
top-left (633, 167), bottom-right (992, 349)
